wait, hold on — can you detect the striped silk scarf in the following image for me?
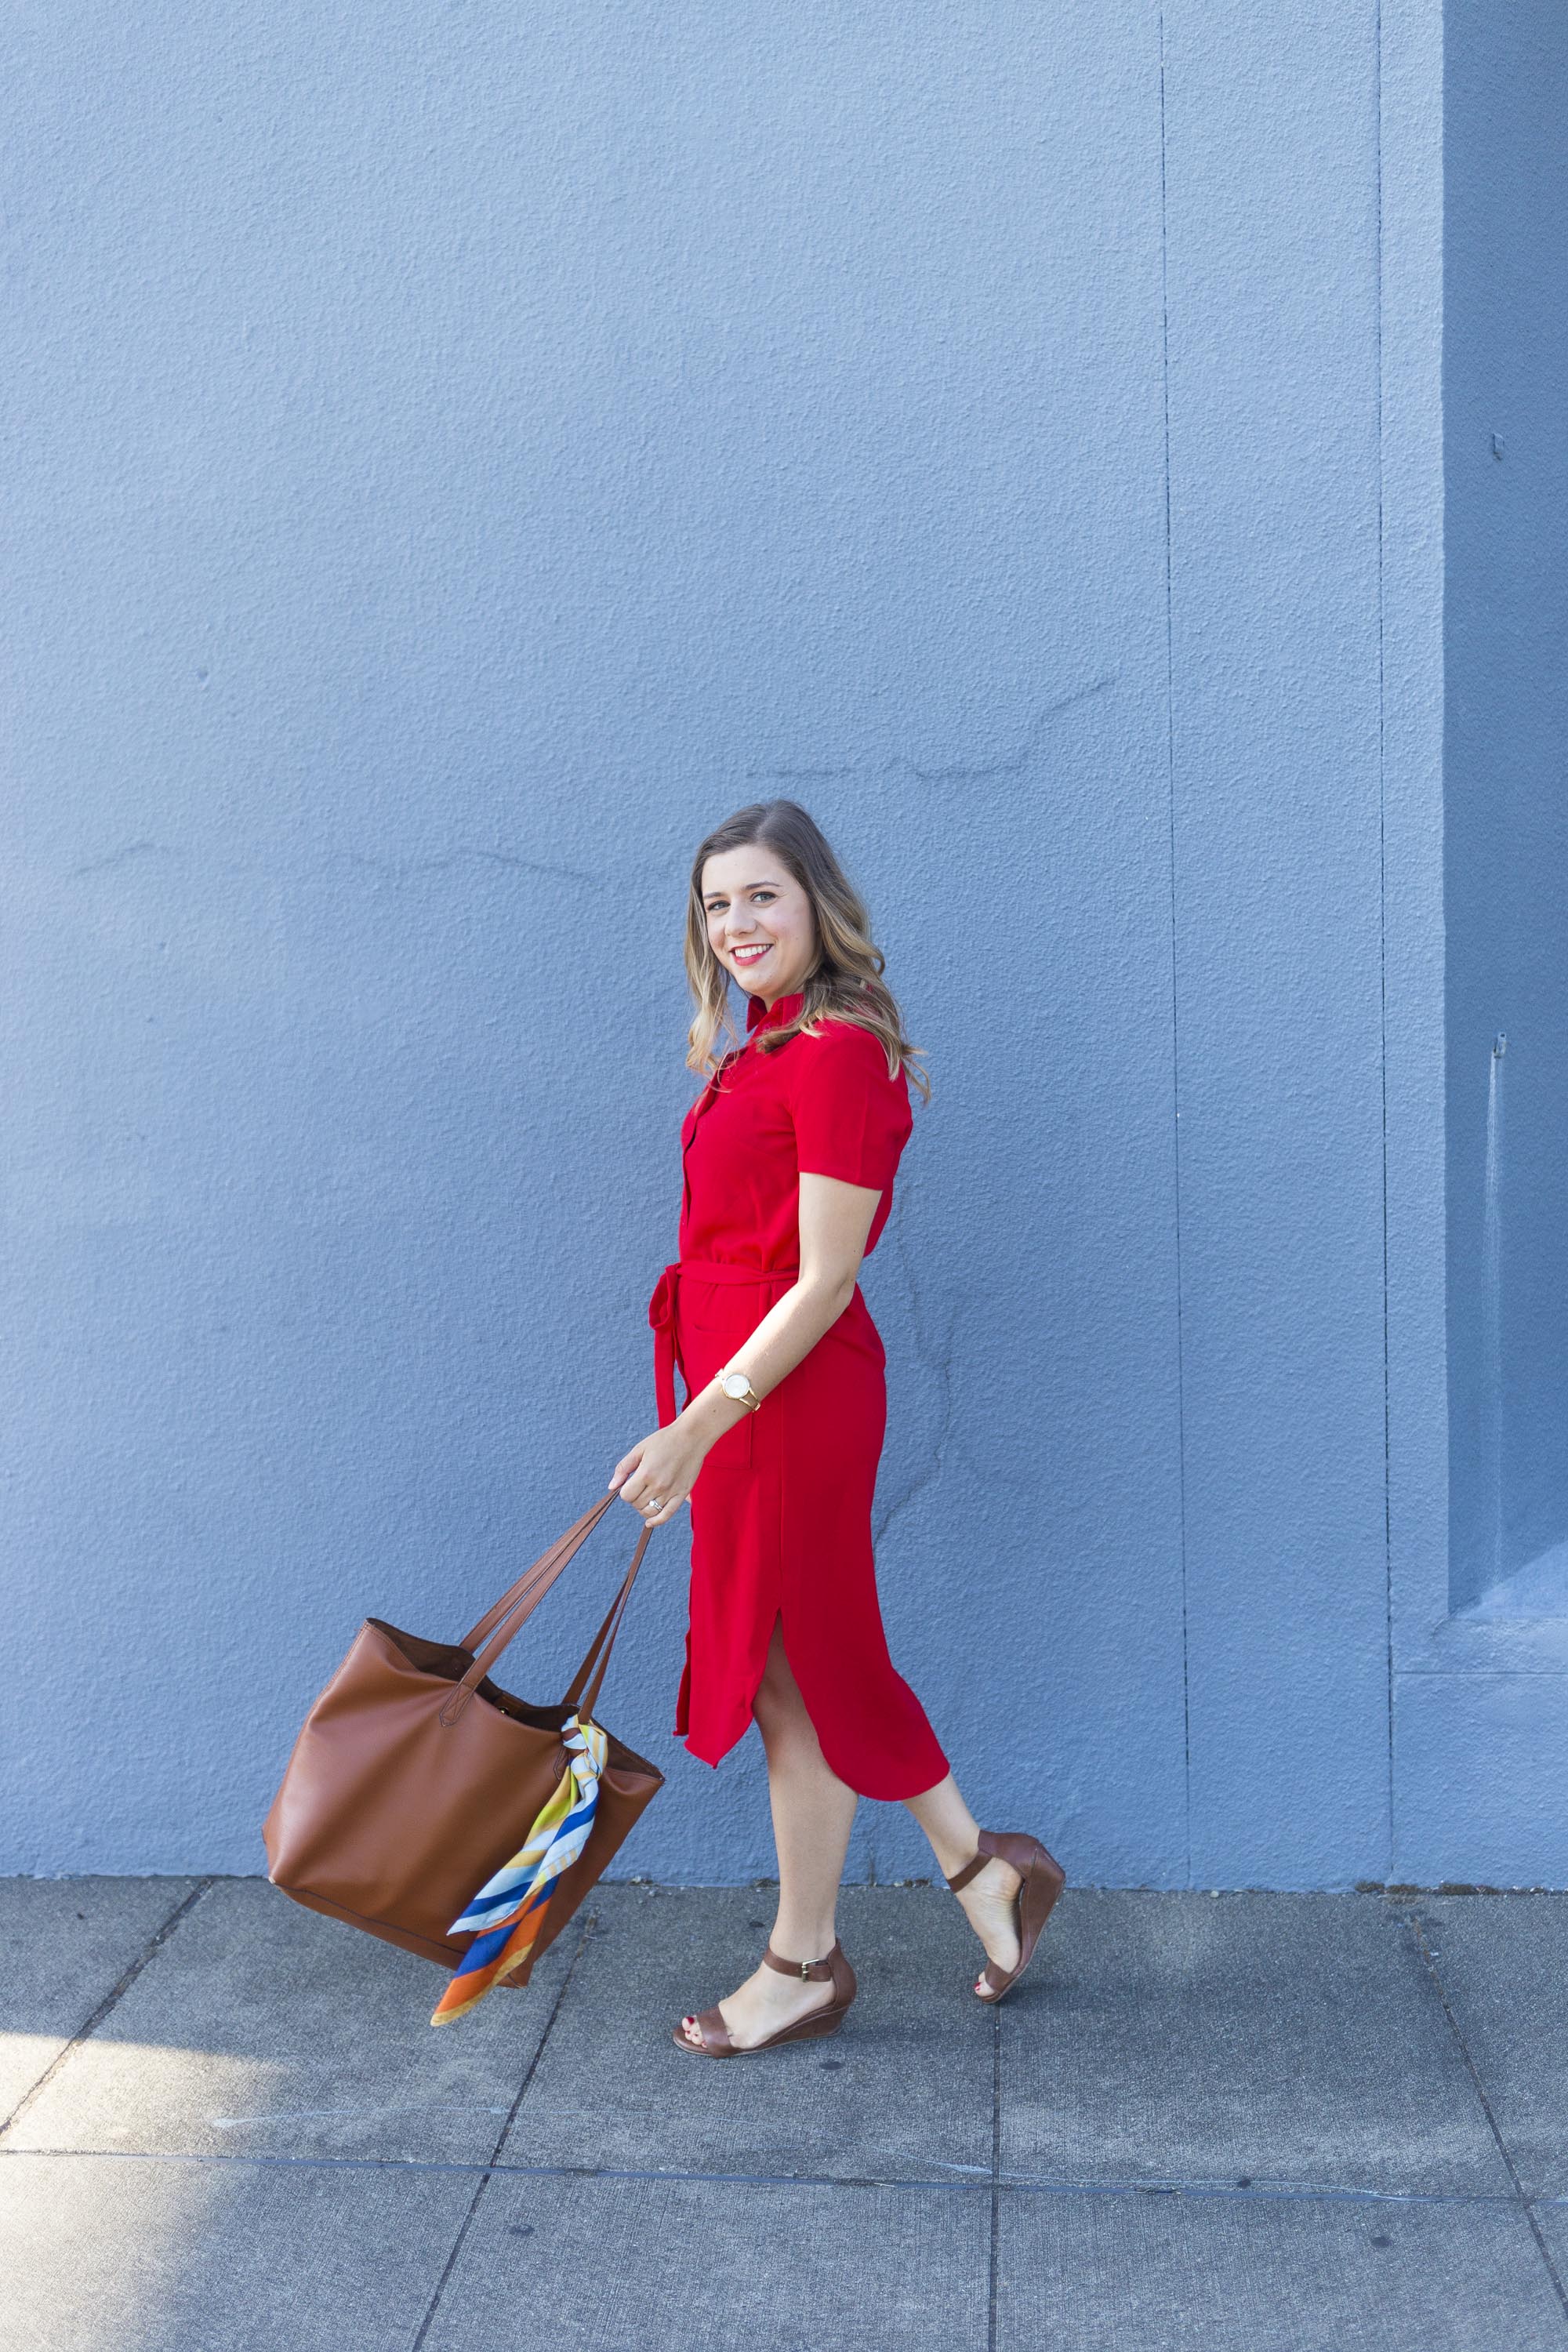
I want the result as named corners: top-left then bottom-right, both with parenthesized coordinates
top-left (430, 1717), bottom-right (609, 2027)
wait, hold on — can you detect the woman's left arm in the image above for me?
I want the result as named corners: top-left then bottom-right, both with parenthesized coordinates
top-left (609, 1172), bottom-right (880, 1526)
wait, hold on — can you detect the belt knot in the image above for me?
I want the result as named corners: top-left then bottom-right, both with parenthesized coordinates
top-left (647, 1262), bottom-right (680, 1335)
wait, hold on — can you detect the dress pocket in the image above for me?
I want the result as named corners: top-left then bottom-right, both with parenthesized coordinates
top-left (677, 1272), bottom-right (769, 1475)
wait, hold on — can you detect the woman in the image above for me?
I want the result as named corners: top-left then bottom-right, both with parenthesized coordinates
top-left (609, 801), bottom-right (1063, 2056)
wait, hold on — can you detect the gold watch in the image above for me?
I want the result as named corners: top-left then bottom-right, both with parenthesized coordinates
top-left (716, 1363), bottom-right (762, 1411)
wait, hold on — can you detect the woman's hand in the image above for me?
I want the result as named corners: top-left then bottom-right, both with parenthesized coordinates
top-left (609, 1408), bottom-right (721, 1529)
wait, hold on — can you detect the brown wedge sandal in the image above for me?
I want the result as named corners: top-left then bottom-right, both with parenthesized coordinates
top-left (946, 1829), bottom-right (1066, 2003)
top-left (671, 1941), bottom-right (858, 2057)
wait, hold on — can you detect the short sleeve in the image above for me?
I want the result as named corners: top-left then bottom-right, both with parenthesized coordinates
top-left (789, 1020), bottom-right (913, 1191)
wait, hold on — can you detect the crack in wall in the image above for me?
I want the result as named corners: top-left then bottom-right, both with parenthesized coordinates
top-left (336, 848), bottom-right (601, 891)
top-left (749, 673), bottom-right (1118, 789)
top-left (72, 841), bottom-right (185, 878)
top-left (67, 844), bottom-right (602, 891)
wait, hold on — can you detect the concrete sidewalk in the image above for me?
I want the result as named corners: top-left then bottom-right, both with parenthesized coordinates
top-left (2, 1879), bottom-right (1566, 2350)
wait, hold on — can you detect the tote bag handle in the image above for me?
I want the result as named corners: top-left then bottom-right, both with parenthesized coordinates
top-left (458, 1492), bottom-right (619, 1656)
top-left (439, 1493), bottom-right (652, 1727)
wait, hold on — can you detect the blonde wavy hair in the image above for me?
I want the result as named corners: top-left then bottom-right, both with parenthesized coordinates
top-left (684, 800), bottom-right (930, 1103)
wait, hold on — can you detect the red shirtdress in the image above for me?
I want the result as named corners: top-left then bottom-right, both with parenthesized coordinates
top-left (646, 986), bottom-right (950, 1802)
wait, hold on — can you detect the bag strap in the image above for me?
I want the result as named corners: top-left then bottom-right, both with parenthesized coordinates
top-left (438, 1495), bottom-right (652, 1728)
top-left (458, 1494), bottom-right (619, 1656)
top-left (445, 1496), bottom-right (624, 1716)
top-left (563, 1582), bottom-right (627, 1712)
top-left (564, 1534), bottom-right (650, 1722)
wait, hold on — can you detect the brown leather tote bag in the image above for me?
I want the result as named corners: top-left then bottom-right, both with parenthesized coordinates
top-left (262, 1492), bottom-right (662, 1980)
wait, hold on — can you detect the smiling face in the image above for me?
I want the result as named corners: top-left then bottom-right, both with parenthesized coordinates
top-left (699, 844), bottom-right (819, 1004)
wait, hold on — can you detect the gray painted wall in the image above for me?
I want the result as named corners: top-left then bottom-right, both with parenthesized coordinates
top-left (1443, 0), bottom-right (1568, 1615)
top-left (1390, 0), bottom-right (1568, 1883)
top-left (4, 2), bottom-right (1562, 1888)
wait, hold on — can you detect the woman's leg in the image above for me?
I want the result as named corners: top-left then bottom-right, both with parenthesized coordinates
top-left (904, 1775), bottom-right (1023, 1994)
top-left (676, 1617), bottom-right (858, 2051)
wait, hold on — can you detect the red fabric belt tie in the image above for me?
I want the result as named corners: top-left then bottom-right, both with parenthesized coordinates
top-left (646, 1258), bottom-right (797, 1428)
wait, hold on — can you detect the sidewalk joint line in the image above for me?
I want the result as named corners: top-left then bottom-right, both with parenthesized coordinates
top-left (986, 1998), bottom-right (1002, 2352)
top-left (408, 1914), bottom-right (590, 2352)
top-left (5, 2143), bottom-right (1541, 2212)
top-left (1405, 1907), bottom-right (1568, 2325)
top-left (0, 1878), bottom-right (214, 2144)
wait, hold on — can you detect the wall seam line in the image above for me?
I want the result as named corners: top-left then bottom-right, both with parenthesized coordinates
top-left (1156, 0), bottom-right (1192, 1890)
top-left (1376, 0), bottom-right (1396, 1887)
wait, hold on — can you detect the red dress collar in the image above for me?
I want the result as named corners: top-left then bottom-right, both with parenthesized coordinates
top-left (744, 987), bottom-right (806, 1036)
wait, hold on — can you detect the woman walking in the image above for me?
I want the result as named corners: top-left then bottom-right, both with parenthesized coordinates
top-left (609, 801), bottom-right (1063, 2055)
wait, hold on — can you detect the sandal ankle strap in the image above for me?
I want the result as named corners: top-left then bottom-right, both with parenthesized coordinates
top-left (762, 1943), bottom-right (837, 1981)
top-left (945, 1852), bottom-right (989, 1894)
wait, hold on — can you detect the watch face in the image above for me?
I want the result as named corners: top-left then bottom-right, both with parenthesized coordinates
top-left (722, 1372), bottom-right (749, 1399)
